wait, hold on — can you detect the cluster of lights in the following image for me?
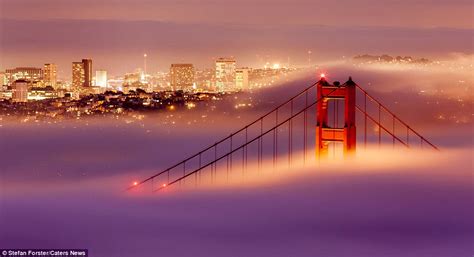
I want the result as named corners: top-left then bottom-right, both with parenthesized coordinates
top-left (234, 103), bottom-right (252, 109)
top-left (186, 102), bottom-right (196, 109)
top-left (263, 63), bottom-right (285, 70)
top-left (131, 181), bottom-right (167, 189)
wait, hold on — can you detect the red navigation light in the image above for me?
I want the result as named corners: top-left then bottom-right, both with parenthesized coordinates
top-left (162, 183), bottom-right (167, 187)
top-left (133, 181), bottom-right (138, 186)
top-left (320, 73), bottom-right (326, 78)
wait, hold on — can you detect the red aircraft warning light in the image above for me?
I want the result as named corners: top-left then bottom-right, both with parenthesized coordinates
top-left (315, 76), bottom-right (356, 158)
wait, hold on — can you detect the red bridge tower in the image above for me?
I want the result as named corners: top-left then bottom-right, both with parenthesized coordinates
top-left (316, 76), bottom-right (356, 158)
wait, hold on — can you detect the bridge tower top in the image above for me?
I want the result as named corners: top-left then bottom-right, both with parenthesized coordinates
top-left (316, 76), bottom-right (356, 158)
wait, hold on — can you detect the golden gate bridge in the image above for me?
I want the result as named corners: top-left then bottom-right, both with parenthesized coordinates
top-left (126, 75), bottom-right (438, 192)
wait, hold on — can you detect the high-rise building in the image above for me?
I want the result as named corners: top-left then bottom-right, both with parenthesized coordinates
top-left (72, 59), bottom-right (92, 88)
top-left (11, 79), bottom-right (28, 103)
top-left (5, 67), bottom-right (43, 85)
top-left (170, 64), bottom-right (195, 91)
top-left (43, 63), bottom-right (57, 88)
top-left (95, 70), bottom-right (107, 88)
top-left (72, 62), bottom-right (85, 89)
top-left (235, 68), bottom-right (250, 91)
top-left (0, 72), bottom-right (7, 86)
top-left (82, 59), bottom-right (92, 87)
top-left (215, 57), bottom-right (236, 91)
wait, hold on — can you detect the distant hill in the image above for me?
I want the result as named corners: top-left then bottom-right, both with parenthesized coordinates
top-left (353, 54), bottom-right (432, 64)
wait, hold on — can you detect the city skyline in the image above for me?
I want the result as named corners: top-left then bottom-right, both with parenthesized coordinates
top-left (0, 52), bottom-right (300, 102)
top-left (1, 54), bottom-right (296, 80)
top-left (1, 52), bottom-right (468, 101)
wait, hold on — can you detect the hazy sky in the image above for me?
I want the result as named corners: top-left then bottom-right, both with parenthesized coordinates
top-left (0, 0), bottom-right (473, 76)
top-left (1, 0), bottom-right (473, 28)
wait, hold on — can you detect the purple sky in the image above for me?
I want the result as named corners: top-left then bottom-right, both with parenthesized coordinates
top-left (0, 0), bottom-right (473, 76)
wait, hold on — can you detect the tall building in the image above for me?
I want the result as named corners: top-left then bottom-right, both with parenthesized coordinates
top-left (215, 57), bottom-right (236, 91)
top-left (43, 63), bottom-right (57, 88)
top-left (0, 72), bottom-right (6, 86)
top-left (5, 67), bottom-right (43, 85)
top-left (11, 79), bottom-right (28, 103)
top-left (170, 64), bottom-right (195, 91)
top-left (235, 68), bottom-right (250, 91)
top-left (95, 70), bottom-right (107, 88)
top-left (82, 59), bottom-right (93, 87)
top-left (72, 62), bottom-right (85, 88)
top-left (72, 59), bottom-right (92, 88)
